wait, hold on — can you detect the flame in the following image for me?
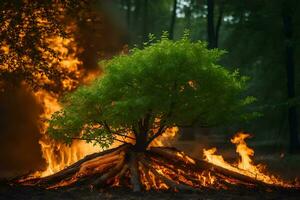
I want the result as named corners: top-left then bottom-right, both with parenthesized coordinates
top-left (33, 90), bottom-right (100, 178)
top-left (29, 23), bottom-right (100, 178)
top-left (32, 91), bottom-right (179, 179)
top-left (203, 132), bottom-right (292, 187)
top-left (150, 127), bottom-right (179, 147)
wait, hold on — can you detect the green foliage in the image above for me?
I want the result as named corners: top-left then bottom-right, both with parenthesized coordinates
top-left (48, 35), bottom-right (254, 148)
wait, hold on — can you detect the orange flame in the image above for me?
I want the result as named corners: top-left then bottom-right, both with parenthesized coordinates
top-left (33, 88), bottom-right (179, 178)
top-left (33, 90), bottom-right (100, 178)
top-left (203, 132), bottom-right (292, 187)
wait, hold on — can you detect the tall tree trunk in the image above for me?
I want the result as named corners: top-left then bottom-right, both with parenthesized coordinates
top-left (215, 1), bottom-right (224, 48)
top-left (282, 3), bottom-right (300, 154)
top-left (169, 0), bottom-right (178, 40)
top-left (206, 0), bottom-right (215, 49)
top-left (206, 0), bottom-right (224, 49)
top-left (142, 0), bottom-right (148, 42)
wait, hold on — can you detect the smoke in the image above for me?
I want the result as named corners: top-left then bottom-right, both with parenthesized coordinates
top-left (0, 83), bottom-right (45, 179)
top-left (72, 1), bottom-right (128, 72)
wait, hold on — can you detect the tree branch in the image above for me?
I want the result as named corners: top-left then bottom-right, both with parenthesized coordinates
top-left (145, 125), bottom-right (167, 147)
top-left (215, 0), bottom-right (225, 47)
top-left (113, 132), bottom-right (136, 140)
top-left (69, 136), bottom-right (130, 145)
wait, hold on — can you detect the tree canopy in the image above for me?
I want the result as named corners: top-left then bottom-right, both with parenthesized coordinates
top-left (0, 0), bottom-right (88, 92)
top-left (48, 34), bottom-right (255, 150)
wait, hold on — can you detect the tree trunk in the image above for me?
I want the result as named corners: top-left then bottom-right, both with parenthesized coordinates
top-left (128, 150), bottom-right (142, 192)
top-left (282, 3), bottom-right (300, 154)
top-left (134, 131), bottom-right (148, 152)
top-left (142, 0), bottom-right (148, 42)
top-left (206, 0), bottom-right (215, 49)
top-left (206, 0), bottom-right (224, 49)
top-left (169, 0), bottom-right (178, 40)
top-left (215, 0), bottom-right (224, 48)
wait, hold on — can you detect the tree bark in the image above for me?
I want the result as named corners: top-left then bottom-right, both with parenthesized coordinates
top-left (142, 0), bottom-right (149, 42)
top-left (206, 0), bottom-right (224, 49)
top-left (282, 2), bottom-right (300, 154)
top-left (134, 132), bottom-right (148, 152)
top-left (206, 0), bottom-right (215, 49)
top-left (129, 150), bottom-right (142, 192)
top-left (169, 0), bottom-right (178, 40)
top-left (215, 0), bottom-right (224, 47)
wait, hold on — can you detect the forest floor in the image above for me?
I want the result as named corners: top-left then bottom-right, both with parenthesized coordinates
top-left (1, 183), bottom-right (300, 200)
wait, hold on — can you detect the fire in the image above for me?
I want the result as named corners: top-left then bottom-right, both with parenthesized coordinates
top-left (32, 91), bottom-right (178, 178)
top-left (33, 90), bottom-right (100, 178)
top-left (203, 132), bottom-right (292, 187)
top-left (150, 127), bottom-right (179, 147)
top-left (29, 24), bottom-right (101, 178)
top-left (10, 13), bottom-right (297, 189)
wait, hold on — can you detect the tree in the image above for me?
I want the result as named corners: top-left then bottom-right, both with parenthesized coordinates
top-left (142, 0), bottom-right (149, 41)
top-left (220, 0), bottom-right (300, 153)
top-left (206, 0), bottom-right (225, 48)
top-left (38, 34), bottom-right (255, 191)
top-left (0, 0), bottom-right (87, 92)
top-left (169, 0), bottom-right (178, 40)
top-left (49, 34), bottom-right (254, 150)
top-left (282, 1), bottom-right (300, 153)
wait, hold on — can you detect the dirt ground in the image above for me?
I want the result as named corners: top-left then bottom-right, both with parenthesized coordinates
top-left (1, 182), bottom-right (300, 200)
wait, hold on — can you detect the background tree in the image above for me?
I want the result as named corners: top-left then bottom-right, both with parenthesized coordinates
top-left (282, 1), bottom-right (300, 153)
top-left (169, 0), bottom-right (178, 39)
top-left (220, 0), bottom-right (300, 153)
top-left (0, 0), bottom-right (87, 92)
top-left (206, 0), bottom-right (225, 49)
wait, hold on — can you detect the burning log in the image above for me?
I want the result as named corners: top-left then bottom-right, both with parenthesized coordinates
top-left (17, 142), bottom-right (300, 192)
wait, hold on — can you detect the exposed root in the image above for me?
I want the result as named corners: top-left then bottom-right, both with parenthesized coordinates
top-left (92, 154), bottom-right (125, 187)
top-left (128, 150), bottom-right (142, 192)
top-left (16, 145), bottom-right (300, 192)
top-left (141, 158), bottom-right (199, 192)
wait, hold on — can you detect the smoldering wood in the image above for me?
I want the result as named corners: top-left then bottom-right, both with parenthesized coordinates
top-left (15, 145), bottom-right (299, 192)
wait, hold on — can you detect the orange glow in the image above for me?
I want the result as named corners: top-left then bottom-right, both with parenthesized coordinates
top-left (203, 132), bottom-right (292, 187)
top-left (33, 90), bottom-right (100, 178)
top-left (150, 127), bottom-right (179, 147)
top-left (28, 23), bottom-right (100, 178)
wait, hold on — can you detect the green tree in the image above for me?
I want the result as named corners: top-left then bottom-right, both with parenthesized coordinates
top-left (40, 34), bottom-right (256, 192)
top-left (49, 34), bottom-right (254, 151)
